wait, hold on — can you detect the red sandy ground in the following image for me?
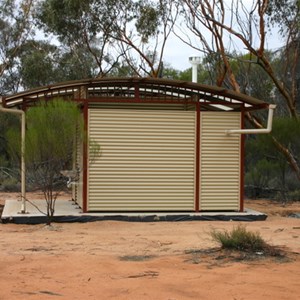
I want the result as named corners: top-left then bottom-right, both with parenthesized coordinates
top-left (0, 192), bottom-right (300, 300)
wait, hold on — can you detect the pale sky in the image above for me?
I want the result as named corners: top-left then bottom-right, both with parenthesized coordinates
top-left (163, 30), bottom-right (284, 71)
top-left (163, 1), bottom-right (285, 71)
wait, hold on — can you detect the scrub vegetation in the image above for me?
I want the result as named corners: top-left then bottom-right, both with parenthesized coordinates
top-left (211, 225), bottom-right (267, 252)
top-left (6, 99), bottom-right (100, 225)
top-left (7, 99), bottom-right (83, 224)
top-left (0, 0), bottom-right (299, 202)
top-left (210, 224), bottom-right (288, 260)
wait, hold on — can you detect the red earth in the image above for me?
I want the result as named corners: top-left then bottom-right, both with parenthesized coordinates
top-left (0, 192), bottom-right (299, 300)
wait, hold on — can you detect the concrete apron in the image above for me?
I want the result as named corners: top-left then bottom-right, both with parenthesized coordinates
top-left (1, 199), bottom-right (267, 224)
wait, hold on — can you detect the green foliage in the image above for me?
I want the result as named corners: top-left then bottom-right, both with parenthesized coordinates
top-left (245, 116), bottom-right (300, 199)
top-left (266, 0), bottom-right (299, 36)
top-left (177, 68), bottom-right (192, 81)
top-left (24, 99), bottom-right (81, 167)
top-left (232, 53), bottom-right (274, 99)
top-left (0, 177), bottom-right (19, 192)
top-left (0, 112), bottom-right (19, 168)
top-left (176, 65), bottom-right (211, 83)
top-left (36, 0), bottom-right (121, 76)
top-left (0, 0), bottom-right (35, 93)
top-left (16, 40), bottom-right (99, 89)
top-left (245, 158), bottom-right (278, 189)
top-left (287, 189), bottom-right (300, 201)
top-left (211, 225), bottom-right (267, 252)
top-left (108, 61), bottom-right (137, 77)
top-left (0, 0), bottom-right (299, 196)
top-left (7, 98), bottom-right (83, 176)
top-left (135, 1), bottom-right (160, 42)
top-left (56, 50), bottom-right (98, 81)
top-left (7, 98), bottom-right (84, 224)
top-left (272, 117), bottom-right (300, 146)
top-left (37, 0), bottom-right (92, 41)
top-left (18, 40), bottom-right (58, 88)
top-left (251, 116), bottom-right (300, 166)
top-left (35, 0), bottom-right (175, 78)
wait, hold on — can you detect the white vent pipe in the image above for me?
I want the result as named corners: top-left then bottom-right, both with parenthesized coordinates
top-left (189, 56), bottom-right (201, 83)
top-left (0, 101), bottom-right (27, 213)
top-left (225, 104), bottom-right (277, 135)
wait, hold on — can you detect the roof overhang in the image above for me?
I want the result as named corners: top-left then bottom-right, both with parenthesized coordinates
top-left (1, 77), bottom-right (269, 112)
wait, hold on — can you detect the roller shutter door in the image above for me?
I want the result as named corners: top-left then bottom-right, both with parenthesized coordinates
top-left (200, 112), bottom-right (241, 211)
top-left (88, 108), bottom-right (196, 211)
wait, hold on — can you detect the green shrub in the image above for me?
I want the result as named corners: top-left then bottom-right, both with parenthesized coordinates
top-left (211, 225), bottom-right (267, 252)
top-left (287, 190), bottom-right (300, 201)
top-left (0, 177), bottom-right (20, 192)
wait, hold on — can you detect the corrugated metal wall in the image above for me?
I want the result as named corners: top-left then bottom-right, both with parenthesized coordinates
top-left (74, 130), bottom-right (83, 208)
top-left (199, 112), bottom-right (241, 211)
top-left (88, 107), bottom-right (196, 211)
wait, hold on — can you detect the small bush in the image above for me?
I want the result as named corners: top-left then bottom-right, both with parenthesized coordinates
top-left (211, 225), bottom-right (267, 252)
top-left (287, 190), bottom-right (300, 201)
top-left (0, 177), bottom-right (20, 192)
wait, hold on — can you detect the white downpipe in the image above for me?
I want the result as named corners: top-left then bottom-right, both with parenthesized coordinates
top-left (0, 103), bottom-right (26, 213)
top-left (225, 104), bottom-right (277, 135)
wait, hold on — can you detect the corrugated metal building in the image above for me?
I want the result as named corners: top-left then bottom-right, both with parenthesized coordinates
top-left (2, 77), bottom-right (272, 213)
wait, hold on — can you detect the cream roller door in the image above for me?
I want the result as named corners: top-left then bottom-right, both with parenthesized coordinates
top-left (200, 112), bottom-right (241, 211)
top-left (88, 108), bottom-right (196, 211)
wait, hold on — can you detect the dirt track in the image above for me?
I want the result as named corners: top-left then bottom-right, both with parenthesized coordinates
top-left (0, 193), bottom-right (299, 300)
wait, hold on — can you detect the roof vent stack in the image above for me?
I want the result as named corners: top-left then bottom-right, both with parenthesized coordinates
top-left (189, 56), bottom-right (201, 83)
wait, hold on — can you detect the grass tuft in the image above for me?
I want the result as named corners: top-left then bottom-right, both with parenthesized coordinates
top-left (211, 224), bottom-right (267, 252)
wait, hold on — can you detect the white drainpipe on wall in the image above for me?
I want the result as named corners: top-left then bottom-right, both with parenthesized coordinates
top-left (225, 104), bottom-right (277, 135)
top-left (0, 100), bottom-right (27, 213)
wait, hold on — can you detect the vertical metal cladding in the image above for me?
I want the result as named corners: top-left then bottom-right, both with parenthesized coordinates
top-left (74, 130), bottom-right (84, 208)
top-left (200, 112), bottom-right (241, 211)
top-left (87, 107), bottom-right (196, 211)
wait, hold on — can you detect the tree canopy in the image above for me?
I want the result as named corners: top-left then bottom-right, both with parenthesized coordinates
top-left (0, 0), bottom-right (299, 198)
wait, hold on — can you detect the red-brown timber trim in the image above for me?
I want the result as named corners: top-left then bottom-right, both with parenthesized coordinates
top-left (1, 96), bottom-right (7, 107)
top-left (195, 102), bottom-right (200, 212)
top-left (134, 83), bottom-right (140, 100)
top-left (240, 107), bottom-right (245, 212)
top-left (82, 100), bottom-right (88, 213)
top-left (22, 98), bottom-right (27, 111)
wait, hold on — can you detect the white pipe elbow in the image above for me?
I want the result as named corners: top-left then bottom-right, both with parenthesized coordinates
top-left (225, 104), bottom-right (277, 135)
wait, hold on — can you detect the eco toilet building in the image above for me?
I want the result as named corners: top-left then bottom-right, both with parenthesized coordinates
top-left (1, 77), bottom-right (275, 213)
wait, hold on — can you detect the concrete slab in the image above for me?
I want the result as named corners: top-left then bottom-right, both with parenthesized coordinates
top-left (1, 199), bottom-right (267, 224)
top-left (2, 199), bottom-right (82, 217)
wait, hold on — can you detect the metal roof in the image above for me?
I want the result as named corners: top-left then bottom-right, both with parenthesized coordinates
top-left (1, 77), bottom-right (269, 111)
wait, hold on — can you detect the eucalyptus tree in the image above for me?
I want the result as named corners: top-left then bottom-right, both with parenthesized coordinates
top-left (227, 52), bottom-right (274, 100)
top-left (266, 0), bottom-right (299, 40)
top-left (177, 0), bottom-right (299, 117)
top-left (37, 0), bottom-right (178, 78)
top-left (17, 40), bottom-right (58, 89)
top-left (17, 40), bottom-right (99, 89)
top-left (113, 0), bottom-right (179, 77)
top-left (37, 0), bottom-right (118, 77)
top-left (176, 0), bottom-right (300, 183)
top-left (0, 0), bottom-right (36, 93)
top-left (266, 0), bottom-right (300, 117)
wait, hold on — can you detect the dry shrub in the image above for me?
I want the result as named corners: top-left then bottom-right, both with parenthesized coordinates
top-left (211, 224), bottom-right (267, 252)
